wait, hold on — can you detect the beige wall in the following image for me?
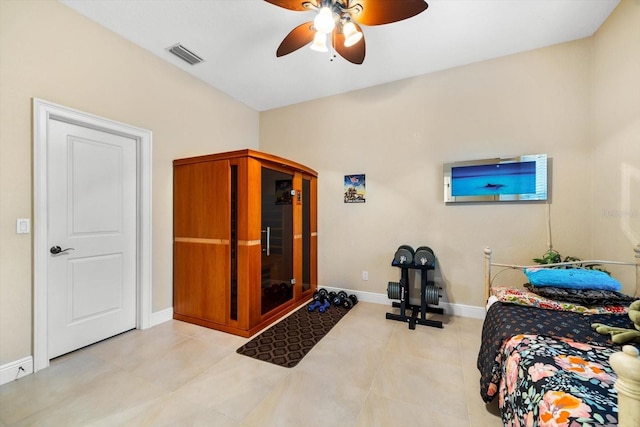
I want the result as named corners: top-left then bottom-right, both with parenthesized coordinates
top-left (260, 1), bottom-right (639, 305)
top-left (1, 0), bottom-right (637, 368)
top-left (0, 0), bottom-right (258, 364)
top-left (591, 0), bottom-right (640, 287)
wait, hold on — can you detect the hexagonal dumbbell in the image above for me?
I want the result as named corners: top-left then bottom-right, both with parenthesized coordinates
top-left (313, 288), bottom-right (328, 302)
top-left (331, 291), bottom-right (348, 306)
top-left (348, 294), bottom-right (358, 306)
top-left (340, 293), bottom-right (359, 309)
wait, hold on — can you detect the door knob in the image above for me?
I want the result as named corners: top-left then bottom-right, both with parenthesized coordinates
top-left (50, 246), bottom-right (74, 254)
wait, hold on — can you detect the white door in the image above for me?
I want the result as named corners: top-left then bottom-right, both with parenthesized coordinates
top-left (47, 119), bottom-right (137, 358)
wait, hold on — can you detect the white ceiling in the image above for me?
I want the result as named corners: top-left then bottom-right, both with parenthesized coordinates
top-left (59, 0), bottom-right (619, 112)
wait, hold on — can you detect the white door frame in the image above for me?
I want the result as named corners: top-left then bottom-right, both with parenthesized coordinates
top-left (32, 98), bottom-right (152, 372)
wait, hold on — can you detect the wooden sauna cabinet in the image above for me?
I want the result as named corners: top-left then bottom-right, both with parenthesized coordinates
top-left (173, 149), bottom-right (318, 337)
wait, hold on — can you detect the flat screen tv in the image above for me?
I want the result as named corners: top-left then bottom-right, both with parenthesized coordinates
top-left (443, 154), bottom-right (548, 203)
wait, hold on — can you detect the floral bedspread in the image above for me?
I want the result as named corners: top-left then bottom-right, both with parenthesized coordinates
top-left (478, 302), bottom-right (633, 404)
top-left (499, 334), bottom-right (619, 427)
top-left (491, 287), bottom-right (629, 315)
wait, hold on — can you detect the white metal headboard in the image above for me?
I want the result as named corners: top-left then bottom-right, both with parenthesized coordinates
top-left (483, 244), bottom-right (640, 302)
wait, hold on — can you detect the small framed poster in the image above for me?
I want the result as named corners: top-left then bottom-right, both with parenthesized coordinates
top-left (344, 174), bottom-right (365, 203)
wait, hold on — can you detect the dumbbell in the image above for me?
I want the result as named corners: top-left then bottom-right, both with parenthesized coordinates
top-left (308, 298), bottom-right (331, 312)
top-left (341, 294), bottom-right (358, 309)
top-left (307, 299), bottom-right (323, 311)
top-left (313, 288), bottom-right (328, 302)
top-left (318, 300), bottom-right (331, 313)
top-left (414, 246), bottom-right (435, 267)
top-left (394, 245), bottom-right (414, 265)
top-left (331, 291), bottom-right (358, 309)
top-left (331, 291), bottom-right (348, 306)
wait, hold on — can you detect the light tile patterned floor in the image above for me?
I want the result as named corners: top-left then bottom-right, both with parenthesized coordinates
top-left (0, 302), bottom-right (501, 426)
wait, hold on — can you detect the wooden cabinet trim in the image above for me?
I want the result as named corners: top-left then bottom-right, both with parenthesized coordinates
top-left (175, 237), bottom-right (230, 245)
top-left (238, 239), bottom-right (261, 246)
top-left (173, 149), bottom-right (318, 177)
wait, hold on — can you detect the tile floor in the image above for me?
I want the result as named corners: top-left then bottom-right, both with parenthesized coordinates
top-left (0, 302), bottom-right (501, 427)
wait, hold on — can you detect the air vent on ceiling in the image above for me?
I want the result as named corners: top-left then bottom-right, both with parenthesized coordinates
top-left (167, 43), bottom-right (204, 65)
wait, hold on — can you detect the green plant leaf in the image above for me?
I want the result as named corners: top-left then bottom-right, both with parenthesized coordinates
top-left (532, 250), bottom-right (611, 275)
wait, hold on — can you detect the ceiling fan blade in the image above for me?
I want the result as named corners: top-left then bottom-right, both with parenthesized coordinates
top-left (350, 0), bottom-right (428, 26)
top-left (276, 22), bottom-right (316, 57)
top-left (333, 24), bottom-right (366, 65)
top-left (264, 0), bottom-right (316, 12)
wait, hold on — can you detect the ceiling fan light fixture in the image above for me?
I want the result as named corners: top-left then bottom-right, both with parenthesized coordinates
top-left (310, 32), bottom-right (328, 52)
top-left (342, 21), bottom-right (362, 47)
top-left (313, 6), bottom-right (336, 34)
top-left (267, 0), bottom-right (429, 65)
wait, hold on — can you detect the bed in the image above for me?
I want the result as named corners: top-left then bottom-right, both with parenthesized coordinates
top-left (478, 246), bottom-right (640, 427)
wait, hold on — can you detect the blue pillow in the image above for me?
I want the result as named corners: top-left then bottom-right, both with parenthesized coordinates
top-left (523, 268), bottom-right (622, 292)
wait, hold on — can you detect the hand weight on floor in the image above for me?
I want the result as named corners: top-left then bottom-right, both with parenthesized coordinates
top-left (308, 300), bottom-right (323, 311)
top-left (333, 291), bottom-right (348, 305)
top-left (313, 288), bottom-right (328, 302)
top-left (329, 290), bottom-right (358, 309)
top-left (312, 288), bottom-right (357, 311)
top-left (318, 300), bottom-right (331, 313)
top-left (341, 294), bottom-right (359, 309)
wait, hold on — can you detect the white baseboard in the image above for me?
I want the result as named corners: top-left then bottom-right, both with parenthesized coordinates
top-left (0, 356), bottom-right (33, 386)
top-left (145, 295), bottom-right (485, 324)
top-left (439, 301), bottom-right (486, 319)
top-left (150, 307), bottom-right (174, 327)
top-left (320, 286), bottom-right (485, 319)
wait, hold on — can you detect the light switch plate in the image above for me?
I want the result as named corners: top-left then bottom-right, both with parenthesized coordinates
top-left (16, 218), bottom-right (30, 234)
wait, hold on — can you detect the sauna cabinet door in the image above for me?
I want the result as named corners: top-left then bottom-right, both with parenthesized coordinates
top-left (260, 167), bottom-right (294, 315)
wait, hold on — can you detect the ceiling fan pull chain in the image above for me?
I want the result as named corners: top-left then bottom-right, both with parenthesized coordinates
top-left (329, 32), bottom-right (334, 61)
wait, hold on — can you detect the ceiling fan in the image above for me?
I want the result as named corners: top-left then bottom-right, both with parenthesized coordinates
top-left (265, 0), bottom-right (429, 64)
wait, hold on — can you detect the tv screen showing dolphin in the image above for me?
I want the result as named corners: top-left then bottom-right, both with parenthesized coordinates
top-left (443, 154), bottom-right (547, 202)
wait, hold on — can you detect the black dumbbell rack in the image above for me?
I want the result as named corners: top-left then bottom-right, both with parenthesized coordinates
top-left (385, 261), bottom-right (444, 329)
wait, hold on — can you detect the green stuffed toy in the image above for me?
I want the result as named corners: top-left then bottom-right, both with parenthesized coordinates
top-left (592, 300), bottom-right (640, 344)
